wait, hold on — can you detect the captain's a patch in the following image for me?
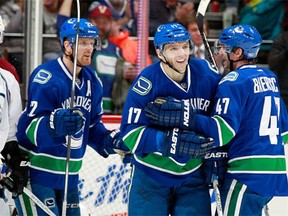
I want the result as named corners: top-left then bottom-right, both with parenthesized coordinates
top-left (132, 76), bottom-right (152, 95)
top-left (33, 70), bottom-right (52, 84)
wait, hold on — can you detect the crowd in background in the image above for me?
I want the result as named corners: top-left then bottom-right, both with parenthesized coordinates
top-left (0, 0), bottom-right (288, 112)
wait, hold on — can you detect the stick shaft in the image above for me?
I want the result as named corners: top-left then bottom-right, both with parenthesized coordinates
top-left (62, 1), bottom-right (81, 215)
top-left (212, 174), bottom-right (223, 216)
top-left (23, 187), bottom-right (56, 216)
top-left (196, 0), bottom-right (218, 72)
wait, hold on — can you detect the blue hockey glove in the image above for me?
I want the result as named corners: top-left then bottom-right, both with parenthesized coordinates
top-left (145, 96), bottom-right (196, 131)
top-left (202, 147), bottom-right (228, 187)
top-left (163, 128), bottom-right (214, 159)
top-left (102, 130), bottom-right (131, 157)
top-left (1, 141), bottom-right (29, 198)
top-left (47, 108), bottom-right (84, 137)
top-left (121, 153), bottom-right (133, 164)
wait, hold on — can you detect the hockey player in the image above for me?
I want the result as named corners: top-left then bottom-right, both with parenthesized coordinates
top-left (13, 18), bottom-right (129, 216)
top-left (145, 24), bottom-right (288, 215)
top-left (120, 23), bottom-right (221, 215)
top-left (0, 14), bottom-right (24, 215)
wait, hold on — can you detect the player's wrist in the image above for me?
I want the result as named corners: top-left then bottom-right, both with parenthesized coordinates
top-left (180, 99), bottom-right (195, 131)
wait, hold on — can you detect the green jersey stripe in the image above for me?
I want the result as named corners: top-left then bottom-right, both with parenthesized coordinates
top-left (26, 117), bottom-right (43, 146)
top-left (228, 156), bottom-right (286, 173)
top-left (123, 126), bottom-right (145, 152)
top-left (213, 115), bottom-right (235, 146)
top-left (134, 153), bottom-right (202, 175)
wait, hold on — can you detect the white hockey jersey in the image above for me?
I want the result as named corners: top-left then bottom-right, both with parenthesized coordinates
top-left (0, 68), bottom-right (22, 152)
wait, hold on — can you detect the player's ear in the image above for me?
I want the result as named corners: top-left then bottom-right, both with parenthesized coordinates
top-left (235, 47), bottom-right (243, 57)
top-left (64, 41), bottom-right (73, 55)
top-left (156, 49), bottom-right (165, 61)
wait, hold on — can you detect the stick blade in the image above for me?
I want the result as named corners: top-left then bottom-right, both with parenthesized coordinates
top-left (196, 0), bottom-right (211, 32)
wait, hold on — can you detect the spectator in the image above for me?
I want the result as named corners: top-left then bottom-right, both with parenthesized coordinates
top-left (42, 0), bottom-right (62, 62)
top-left (239, 0), bottom-right (284, 63)
top-left (186, 14), bottom-right (228, 75)
top-left (89, 0), bottom-right (136, 34)
top-left (109, 23), bottom-right (152, 113)
top-left (186, 15), bottom-right (209, 60)
top-left (109, 23), bottom-right (151, 65)
top-left (149, 0), bottom-right (195, 37)
top-left (268, 31), bottom-right (288, 109)
top-left (89, 4), bottom-right (124, 114)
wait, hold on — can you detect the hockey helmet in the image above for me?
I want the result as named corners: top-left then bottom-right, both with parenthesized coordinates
top-left (219, 24), bottom-right (262, 59)
top-left (60, 18), bottom-right (101, 51)
top-left (154, 23), bottom-right (194, 54)
top-left (0, 15), bottom-right (4, 44)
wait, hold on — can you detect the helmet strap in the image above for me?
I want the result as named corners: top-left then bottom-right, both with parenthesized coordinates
top-left (227, 50), bottom-right (245, 71)
top-left (70, 46), bottom-right (85, 67)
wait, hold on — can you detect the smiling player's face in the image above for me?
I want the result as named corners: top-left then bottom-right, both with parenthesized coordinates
top-left (163, 41), bottom-right (190, 73)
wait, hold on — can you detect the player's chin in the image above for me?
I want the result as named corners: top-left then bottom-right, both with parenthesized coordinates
top-left (84, 56), bottom-right (92, 61)
top-left (176, 63), bottom-right (187, 72)
top-left (176, 67), bottom-right (186, 74)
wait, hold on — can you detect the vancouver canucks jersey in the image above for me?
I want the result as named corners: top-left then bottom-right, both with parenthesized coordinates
top-left (17, 57), bottom-right (109, 189)
top-left (121, 59), bottom-right (221, 186)
top-left (194, 64), bottom-right (288, 196)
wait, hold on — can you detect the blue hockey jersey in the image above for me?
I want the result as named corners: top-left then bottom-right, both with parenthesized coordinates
top-left (121, 58), bottom-right (221, 186)
top-left (194, 64), bottom-right (288, 196)
top-left (16, 57), bottom-right (109, 189)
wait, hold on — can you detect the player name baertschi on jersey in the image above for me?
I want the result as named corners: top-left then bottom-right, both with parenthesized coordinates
top-left (195, 64), bottom-right (288, 196)
top-left (121, 58), bottom-right (221, 186)
top-left (16, 57), bottom-right (108, 189)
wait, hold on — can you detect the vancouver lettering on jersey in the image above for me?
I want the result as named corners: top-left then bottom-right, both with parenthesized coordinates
top-left (62, 96), bottom-right (92, 112)
top-left (190, 97), bottom-right (210, 112)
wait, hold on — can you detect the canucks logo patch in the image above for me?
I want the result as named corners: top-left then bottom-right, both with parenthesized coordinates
top-left (33, 70), bottom-right (52, 84)
top-left (219, 71), bottom-right (238, 84)
top-left (132, 76), bottom-right (152, 95)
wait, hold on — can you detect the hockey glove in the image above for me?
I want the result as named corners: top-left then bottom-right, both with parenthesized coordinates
top-left (102, 129), bottom-right (131, 157)
top-left (163, 128), bottom-right (214, 159)
top-left (0, 141), bottom-right (29, 198)
top-left (122, 153), bottom-right (133, 164)
top-left (202, 147), bottom-right (228, 187)
top-left (47, 108), bottom-right (84, 137)
top-left (145, 96), bottom-right (196, 131)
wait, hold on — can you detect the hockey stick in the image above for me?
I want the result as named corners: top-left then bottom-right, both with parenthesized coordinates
top-left (196, 0), bottom-right (218, 72)
top-left (23, 187), bottom-right (56, 216)
top-left (1, 171), bottom-right (56, 216)
top-left (62, 0), bottom-right (81, 215)
top-left (212, 173), bottom-right (223, 216)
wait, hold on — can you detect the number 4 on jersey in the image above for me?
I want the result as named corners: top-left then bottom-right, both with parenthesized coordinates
top-left (259, 96), bottom-right (280, 144)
